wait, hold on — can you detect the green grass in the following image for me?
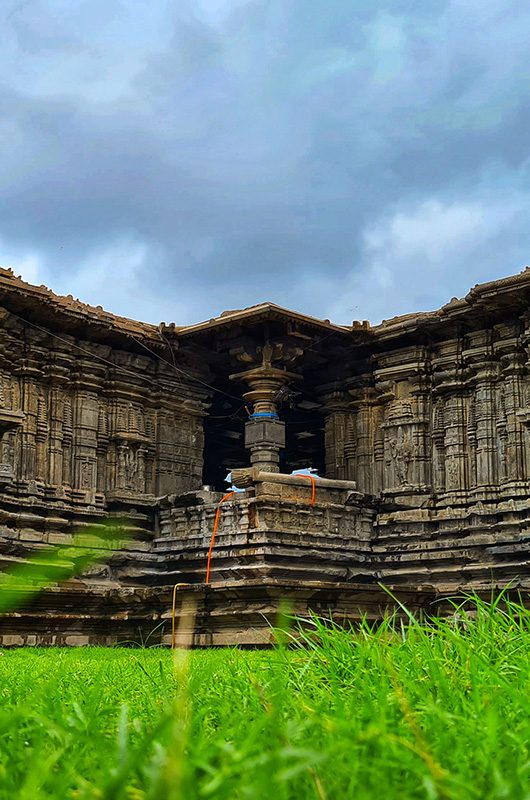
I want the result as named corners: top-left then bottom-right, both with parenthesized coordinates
top-left (0, 596), bottom-right (529, 799)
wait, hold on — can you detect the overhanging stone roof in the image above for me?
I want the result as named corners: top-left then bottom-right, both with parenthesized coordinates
top-left (2, 264), bottom-right (530, 348)
top-left (0, 267), bottom-right (159, 343)
top-left (167, 302), bottom-right (355, 340)
top-left (373, 267), bottom-right (530, 340)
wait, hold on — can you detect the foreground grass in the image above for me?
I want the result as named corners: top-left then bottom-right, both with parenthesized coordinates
top-left (0, 598), bottom-right (529, 799)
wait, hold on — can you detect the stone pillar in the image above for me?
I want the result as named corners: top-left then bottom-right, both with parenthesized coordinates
top-left (0, 376), bottom-right (24, 484)
top-left (498, 350), bottom-right (526, 490)
top-left (62, 396), bottom-right (73, 489)
top-left (471, 363), bottom-right (499, 493)
top-left (48, 387), bottom-right (64, 488)
top-left (350, 386), bottom-right (379, 495)
top-left (432, 398), bottom-right (446, 493)
top-left (408, 377), bottom-right (432, 491)
top-left (71, 360), bottom-right (105, 504)
top-left (231, 343), bottom-right (298, 474)
top-left (35, 393), bottom-right (48, 482)
top-left (17, 366), bottom-right (40, 488)
top-left (244, 417), bottom-right (285, 473)
top-left (321, 391), bottom-right (354, 480)
top-left (443, 394), bottom-right (468, 495)
top-left (463, 331), bottom-right (500, 499)
top-left (43, 352), bottom-right (72, 492)
top-left (432, 339), bottom-right (468, 503)
top-left (96, 404), bottom-right (109, 493)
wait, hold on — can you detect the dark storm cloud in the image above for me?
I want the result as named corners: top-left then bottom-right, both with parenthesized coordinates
top-left (1, 0), bottom-right (530, 324)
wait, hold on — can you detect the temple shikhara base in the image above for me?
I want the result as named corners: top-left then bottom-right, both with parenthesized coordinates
top-left (0, 266), bottom-right (529, 645)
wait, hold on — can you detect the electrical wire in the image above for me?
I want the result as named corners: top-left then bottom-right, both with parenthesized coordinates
top-left (7, 308), bottom-right (245, 405)
top-left (8, 310), bottom-right (149, 383)
top-left (130, 329), bottom-right (245, 403)
top-left (7, 307), bottom-right (344, 408)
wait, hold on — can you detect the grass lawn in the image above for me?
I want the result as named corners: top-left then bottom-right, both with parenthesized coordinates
top-left (0, 597), bottom-right (529, 799)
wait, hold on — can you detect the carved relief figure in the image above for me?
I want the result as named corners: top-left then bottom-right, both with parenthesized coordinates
top-left (447, 459), bottom-right (460, 488)
top-left (387, 426), bottom-right (412, 486)
top-left (125, 446), bottom-right (138, 488)
top-left (117, 444), bottom-right (127, 489)
top-left (496, 384), bottom-right (508, 482)
top-left (81, 458), bottom-right (93, 489)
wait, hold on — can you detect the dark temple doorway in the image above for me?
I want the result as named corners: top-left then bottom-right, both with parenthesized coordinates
top-left (202, 394), bottom-right (325, 491)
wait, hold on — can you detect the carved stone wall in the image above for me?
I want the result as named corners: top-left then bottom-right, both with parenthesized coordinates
top-left (321, 316), bottom-right (530, 511)
top-left (1, 267), bottom-right (530, 646)
top-left (0, 308), bottom-right (208, 520)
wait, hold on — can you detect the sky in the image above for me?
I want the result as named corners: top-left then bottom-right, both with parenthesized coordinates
top-left (2, 0), bottom-right (530, 327)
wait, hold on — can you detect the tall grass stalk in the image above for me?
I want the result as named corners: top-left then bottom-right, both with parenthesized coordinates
top-left (0, 596), bottom-right (528, 798)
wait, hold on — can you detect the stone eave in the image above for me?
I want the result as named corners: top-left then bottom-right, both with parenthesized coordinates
top-left (171, 302), bottom-right (359, 341)
top-left (372, 267), bottom-right (530, 342)
top-left (0, 267), bottom-right (164, 346)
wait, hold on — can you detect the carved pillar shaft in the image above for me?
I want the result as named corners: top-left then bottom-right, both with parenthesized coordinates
top-left (321, 392), bottom-right (355, 480)
top-left (72, 391), bottom-right (98, 494)
top-left (471, 362), bottom-right (499, 489)
top-left (499, 354), bottom-right (525, 484)
top-left (48, 387), bottom-right (64, 487)
top-left (354, 390), bottom-right (375, 495)
top-left (231, 358), bottom-right (298, 474)
top-left (19, 373), bottom-right (38, 483)
top-left (62, 396), bottom-right (73, 487)
top-left (432, 398), bottom-right (446, 492)
top-left (96, 403), bottom-right (109, 493)
top-left (443, 395), bottom-right (467, 492)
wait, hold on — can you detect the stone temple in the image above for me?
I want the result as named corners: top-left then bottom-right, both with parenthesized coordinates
top-left (0, 265), bottom-right (528, 646)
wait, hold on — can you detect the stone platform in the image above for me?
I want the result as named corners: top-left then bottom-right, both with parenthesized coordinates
top-left (1, 578), bottom-right (527, 648)
top-left (0, 471), bottom-right (528, 647)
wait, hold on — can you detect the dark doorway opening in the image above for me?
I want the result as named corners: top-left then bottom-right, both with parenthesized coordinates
top-left (202, 400), bottom-right (325, 491)
top-left (202, 395), bottom-right (247, 491)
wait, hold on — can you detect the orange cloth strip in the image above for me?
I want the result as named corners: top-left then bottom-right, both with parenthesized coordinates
top-left (205, 491), bottom-right (236, 584)
top-left (300, 473), bottom-right (317, 507)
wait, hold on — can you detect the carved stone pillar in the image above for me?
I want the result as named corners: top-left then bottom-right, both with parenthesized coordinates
top-left (15, 357), bottom-right (42, 489)
top-left (244, 418), bottom-right (285, 473)
top-left (71, 360), bottom-right (105, 504)
top-left (43, 353), bottom-right (72, 491)
top-left (62, 396), bottom-right (73, 489)
top-left (497, 350), bottom-right (526, 490)
top-left (350, 386), bottom-right (378, 495)
top-left (35, 393), bottom-right (48, 482)
top-left (0, 377), bottom-right (24, 484)
top-left (72, 390), bottom-right (98, 499)
top-left (408, 377), bottom-right (432, 491)
top-left (442, 394), bottom-right (468, 495)
top-left (48, 388), bottom-right (64, 488)
top-left (432, 338), bottom-right (468, 503)
top-left (96, 404), bottom-right (109, 493)
top-left (465, 352), bottom-right (500, 498)
top-left (432, 398), bottom-right (446, 493)
top-left (231, 342), bottom-right (298, 473)
top-left (321, 391), bottom-right (355, 480)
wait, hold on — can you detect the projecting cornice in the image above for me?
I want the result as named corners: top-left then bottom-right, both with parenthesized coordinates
top-left (0, 267), bottom-right (161, 345)
top-left (373, 267), bottom-right (530, 341)
top-left (165, 301), bottom-right (366, 341)
top-left (1, 264), bottom-right (530, 350)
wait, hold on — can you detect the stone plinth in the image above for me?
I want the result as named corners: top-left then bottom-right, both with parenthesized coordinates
top-left (161, 580), bottom-right (530, 647)
top-left (155, 473), bottom-right (376, 585)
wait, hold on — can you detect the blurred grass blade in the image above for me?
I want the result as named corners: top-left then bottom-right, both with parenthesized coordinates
top-left (0, 525), bottom-right (123, 614)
